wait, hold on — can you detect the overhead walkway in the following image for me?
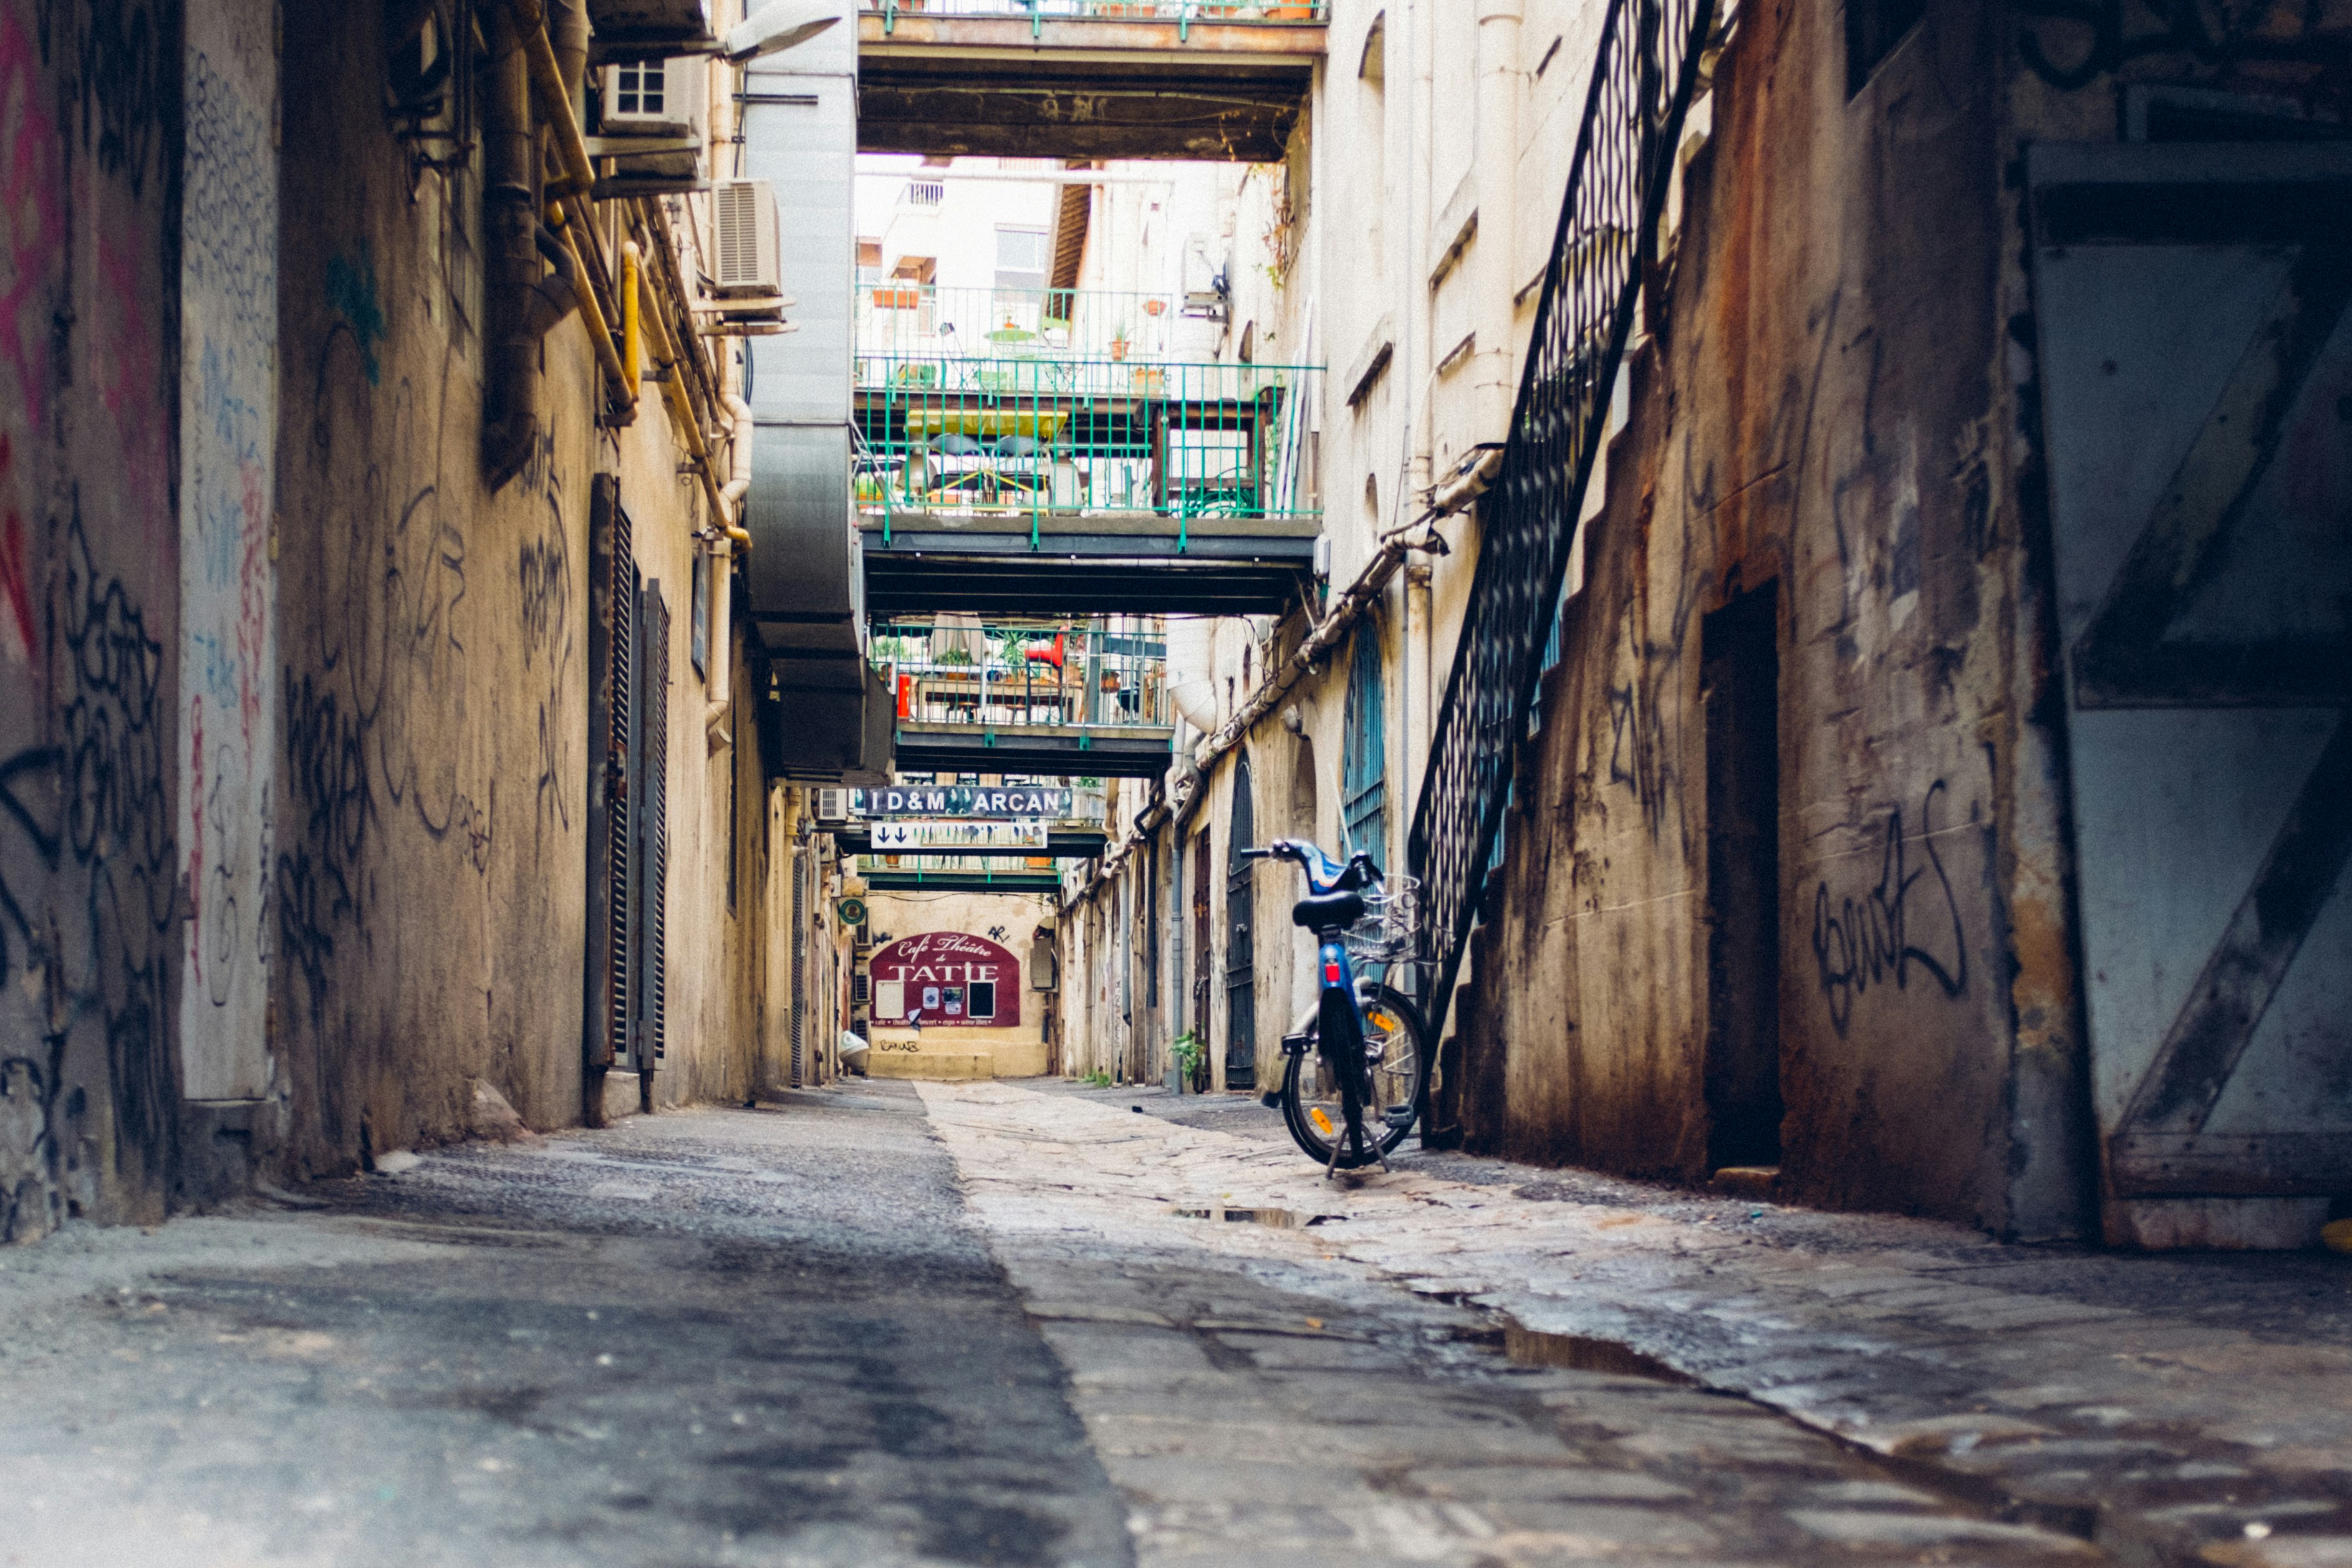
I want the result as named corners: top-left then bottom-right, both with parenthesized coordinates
top-left (895, 720), bottom-right (1174, 777)
top-left (870, 617), bottom-right (1175, 778)
top-left (855, 1), bottom-right (1325, 161)
top-left (855, 304), bottom-right (1322, 617)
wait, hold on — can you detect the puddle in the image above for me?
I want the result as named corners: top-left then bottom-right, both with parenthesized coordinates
top-left (1169, 1206), bottom-right (1302, 1228)
top-left (1504, 1325), bottom-right (1696, 1383)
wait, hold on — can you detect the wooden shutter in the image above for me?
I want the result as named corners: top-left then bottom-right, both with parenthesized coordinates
top-left (635, 582), bottom-right (672, 1068)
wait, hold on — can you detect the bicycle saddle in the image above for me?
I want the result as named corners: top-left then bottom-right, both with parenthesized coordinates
top-left (1291, 890), bottom-right (1366, 932)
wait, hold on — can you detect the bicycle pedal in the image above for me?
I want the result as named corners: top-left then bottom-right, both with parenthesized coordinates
top-left (1260, 1090), bottom-right (1283, 1110)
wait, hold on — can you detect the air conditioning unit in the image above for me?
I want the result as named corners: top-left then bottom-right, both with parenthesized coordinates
top-left (812, 787), bottom-right (850, 824)
top-left (712, 179), bottom-right (782, 298)
top-left (600, 56), bottom-right (707, 138)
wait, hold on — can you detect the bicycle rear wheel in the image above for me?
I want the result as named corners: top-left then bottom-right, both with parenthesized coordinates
top-left (1280, 984), bottom-right (1428, 1168)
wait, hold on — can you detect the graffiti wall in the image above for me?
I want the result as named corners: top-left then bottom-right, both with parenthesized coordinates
top-left (1449, 0), bottom-right (2097, 1233)
top-left (271, 4), bottom-right (597, 1168)
top-left (177, 0), bottom-right (276, 1102)
top-left (0, 0), bottom-right (186, 1239)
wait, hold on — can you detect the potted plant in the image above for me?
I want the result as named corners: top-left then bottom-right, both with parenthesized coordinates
top-left (1108, 324), bottom-right (1132, 362)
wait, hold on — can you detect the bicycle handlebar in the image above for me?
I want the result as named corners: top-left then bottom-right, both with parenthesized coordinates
top-left (1244, 839), bottom-right (1383, 893)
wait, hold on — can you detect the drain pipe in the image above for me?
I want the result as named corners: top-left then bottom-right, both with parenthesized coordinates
top-left (547, 0), bottom-right (589, 122)
top-left (482, 1), bottom-right (542, 486)
top-left (705, 392), bottom-right (756, 753)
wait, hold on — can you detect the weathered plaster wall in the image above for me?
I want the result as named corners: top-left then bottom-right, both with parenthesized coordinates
top-left (863, 888), bottom-right (1051, 1078)
top-left (275, 3), bottom-right (597, 1169)
top-left (0, 0), bottom-right (186, 1239)
top-left (1456, 0), bottom-right (2081, 1232)
top-left (178, 0), bottom-right (276, 1107)
top-left (274, 4), bottom-right (766, 1168)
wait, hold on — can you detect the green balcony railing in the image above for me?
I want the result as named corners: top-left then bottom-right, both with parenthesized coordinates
top-left (854, 357), bottom-right (1321, 547)
top-left (858, 285), bottom-right (1204, 366)
top-left (865, 1), bottom-right (1328, 33)
top-left (871, 617), bottom-right (1169, 729)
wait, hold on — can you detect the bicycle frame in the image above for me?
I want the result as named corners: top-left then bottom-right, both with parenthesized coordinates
top-left (1250, 837), bottom-right (1387, 1169)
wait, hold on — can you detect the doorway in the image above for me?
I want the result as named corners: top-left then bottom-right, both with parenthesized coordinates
top-left (1191, 829), bottom-right (1212, 1082)
top-left (1225, 752), bottom-right (1258, 1090)
top-left (1702, 582), bottom-right (1782, 1170)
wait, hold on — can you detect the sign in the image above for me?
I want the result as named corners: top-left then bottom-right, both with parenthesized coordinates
top-left (836, 896), bottom-right (868, 928)
top-left (852, 786), bottom-right (1075, 820)
top-left (868, 931), bottom-right (1021, 1029)
top-left (871, 820), bottom-right (1047, 852)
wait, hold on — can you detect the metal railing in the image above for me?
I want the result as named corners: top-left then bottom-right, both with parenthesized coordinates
top-left (1405, 0), bottom-right (1720, 1043)
top-left (866, 1), bottom-right (1327, 31)
top-left (870, 618), bottom-right (1170, 729)
top-left (858, 285), bottom-right (1201, 365)
top-left (855, 357), bottom-right (1321, 545)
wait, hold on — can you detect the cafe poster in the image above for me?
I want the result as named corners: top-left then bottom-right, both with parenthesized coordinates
top-left (869, 933), bottom-right (1021, 1028)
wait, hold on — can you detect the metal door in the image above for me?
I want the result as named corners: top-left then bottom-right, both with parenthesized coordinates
top-left (1192, 829), bottom-right (1212, 1075)
top-left (1225, 752), bottom-right (1258, 1089)
top-left (789, 849), bottom-right (807, 1086)
top-left (2030, 144), bottom-right (2352, 1207)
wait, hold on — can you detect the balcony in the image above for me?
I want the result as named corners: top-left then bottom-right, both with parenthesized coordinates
top-left (855, 1), bottom-right (1325, 161)
top-left (854, 317), bottom-right (1322, 617)
top-left (870, 618), bottom-right (1175, 778)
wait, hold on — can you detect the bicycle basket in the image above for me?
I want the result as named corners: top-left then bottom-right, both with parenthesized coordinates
top-left (1344, 877), bottom-right (1420, 963)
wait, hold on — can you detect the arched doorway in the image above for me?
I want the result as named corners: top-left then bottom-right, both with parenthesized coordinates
top-left (1225, 751), bottom-right (1257, 1090)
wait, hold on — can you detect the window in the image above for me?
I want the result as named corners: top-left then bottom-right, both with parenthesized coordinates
top-left (995, 226), bottom-right (1049, 294)
top-left (611, 60), bottom-right (663, 117)
top-left (969, 979), bottom-right (996, 1021)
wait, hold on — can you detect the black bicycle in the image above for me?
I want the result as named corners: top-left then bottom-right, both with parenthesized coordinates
top-left (1240, 839), bottom-right (1429, 1174)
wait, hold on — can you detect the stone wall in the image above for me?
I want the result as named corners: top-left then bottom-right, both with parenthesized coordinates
top-left (1452, 0), bottom-right (2094, 1234)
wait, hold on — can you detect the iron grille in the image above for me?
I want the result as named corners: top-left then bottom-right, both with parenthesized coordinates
top-left (1406, 0), bottom-right (1720, 1042)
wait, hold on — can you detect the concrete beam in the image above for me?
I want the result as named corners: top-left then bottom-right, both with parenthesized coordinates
top-left (856, 83), bottom-right (1299, 161)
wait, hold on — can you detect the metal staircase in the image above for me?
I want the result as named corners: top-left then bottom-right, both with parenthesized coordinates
top-left (1405, 0), bottom-right (1723, 1049)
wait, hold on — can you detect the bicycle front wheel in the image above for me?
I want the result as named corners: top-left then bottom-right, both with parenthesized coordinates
top-left (1279, 984), bottom-right (1429, 1168)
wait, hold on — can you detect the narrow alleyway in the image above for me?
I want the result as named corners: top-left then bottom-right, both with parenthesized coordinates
top-left (21, 1089), bottom-right (2343, 1566)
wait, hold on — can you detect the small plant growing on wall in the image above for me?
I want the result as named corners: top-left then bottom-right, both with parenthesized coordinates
top-left (1173, 1031), bottom-right (1207, 1092)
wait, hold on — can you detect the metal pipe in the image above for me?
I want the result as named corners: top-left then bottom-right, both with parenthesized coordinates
top-left (505, 0), bottom-right (596, 197)
top-left (720, 390), bottom-right (754, 517)
top-left (704, 537), bottom-right (735, 753)
top-left (483, 0), bottom-right (542, 486)
top-left (554, 216), bottom-right (633, 416)
top-left (637, 261), bottom-right (736, 534)
top-left (620, 240), bottom-right (645, 392)
top-left (548, 0), bottom-right (590, 122)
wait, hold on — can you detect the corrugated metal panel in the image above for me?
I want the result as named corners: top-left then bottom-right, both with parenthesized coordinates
top-left (741, 10), bottom-right (855, 635)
